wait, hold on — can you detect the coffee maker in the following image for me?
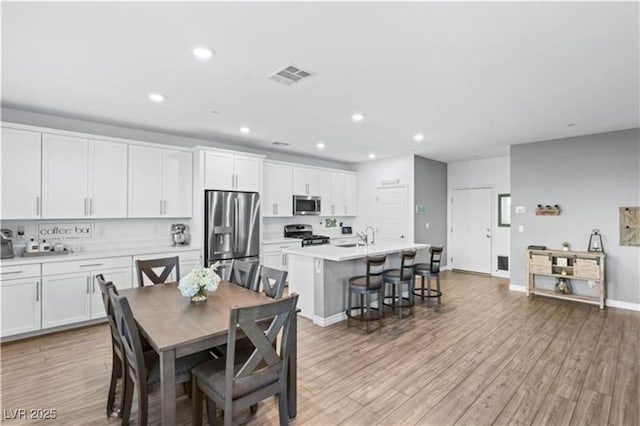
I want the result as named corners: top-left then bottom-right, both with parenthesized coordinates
top-left (171, 224), bottom-right (189, 246)
top-left (1, 229), bottom-right (15, 259)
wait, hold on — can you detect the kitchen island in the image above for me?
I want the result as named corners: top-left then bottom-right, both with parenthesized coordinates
top-left (283, 242), bottom-right (429, 326)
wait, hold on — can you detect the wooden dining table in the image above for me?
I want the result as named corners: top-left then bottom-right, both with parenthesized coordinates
top-left (119, 280), bottom-right (297, 425)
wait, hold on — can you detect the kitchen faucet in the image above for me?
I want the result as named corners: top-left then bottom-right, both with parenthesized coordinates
top-left (365, 226), bottom-right (376, 246)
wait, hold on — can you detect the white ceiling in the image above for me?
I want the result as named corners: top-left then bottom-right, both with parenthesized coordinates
top-left (2, 2), bottom-right (638, 163)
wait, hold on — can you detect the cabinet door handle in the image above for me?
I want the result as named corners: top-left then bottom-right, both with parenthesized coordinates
top-left (0, 270), bottom-right (22, 275)
top-left (160, 200), bottom-right (163, 215)
top-left (36, 196), bottom-right (40, 216)
top-left (282, 253), bottom-right (287, 266)
top-left (344, 205), bottom-right (347, 215)
top-left (86, 276), bottom-right (90, 294)
top-left (89, 198), bottom-right (94, 216)
top-left (164, 200), bottom-right (167, 215)
top-left (84, 198), bottom-right (88, 216)
top-left (93, 279), bottom-right (96, 293)
top-left (80, 263), bottom-right (103, 268)
top-left (35, 281), bottom-right (40, 302)
top-left (276, 203), bottom-right (278, 215)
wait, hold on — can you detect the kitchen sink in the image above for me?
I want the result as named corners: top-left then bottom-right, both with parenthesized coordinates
top-left (336, 243), bottom-right (358, 248)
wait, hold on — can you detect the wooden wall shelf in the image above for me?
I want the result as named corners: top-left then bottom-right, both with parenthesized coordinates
top-left (526, 249), bottom-right (606, 309)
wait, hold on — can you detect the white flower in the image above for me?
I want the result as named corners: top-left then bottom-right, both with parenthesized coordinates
top-left (178, 265), bottom-right (221, 298)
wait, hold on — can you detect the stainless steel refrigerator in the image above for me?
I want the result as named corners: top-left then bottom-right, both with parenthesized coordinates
top-left (205, 190), bottom-right (260, 278)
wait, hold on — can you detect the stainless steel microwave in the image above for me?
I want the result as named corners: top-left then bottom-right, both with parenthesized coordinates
top-left (293, 195), bottom-right (321, 215)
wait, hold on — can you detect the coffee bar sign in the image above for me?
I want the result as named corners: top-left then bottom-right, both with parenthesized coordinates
top-left (38, 222), bottom-right (93, 240)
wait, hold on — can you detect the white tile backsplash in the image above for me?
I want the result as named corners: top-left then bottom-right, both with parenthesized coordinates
top-left (0, 218), bottom-right (193, 251)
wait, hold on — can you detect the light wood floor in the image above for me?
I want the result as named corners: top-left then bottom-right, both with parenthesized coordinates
top-left (1, 272), bottom-right (638, 425)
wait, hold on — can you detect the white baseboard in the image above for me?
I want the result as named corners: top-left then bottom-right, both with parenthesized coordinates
top-left (509, 284), bottom-right (527, 293)
top-left (313, 312), bottom-right (347, 327)
top-left (441, 265), bottom-right (452, 271)
top-left (606, 299), bottom-right (640, 311)
top-left (508, 283), bottom-right (640, 312)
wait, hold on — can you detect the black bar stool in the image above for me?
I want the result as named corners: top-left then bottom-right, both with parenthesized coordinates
top-left (382, 250), bottom-right (417, 319)
top-left (346, 255), bottom-right (387, 333)
top-left (413, 246), bottom-right (444, 307)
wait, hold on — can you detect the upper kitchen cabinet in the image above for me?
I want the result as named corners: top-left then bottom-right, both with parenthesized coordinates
top-left (293, 167), bottom-right (320, 196)
top-left (129, 145), bottom-right (192, 218)
top-left (42, 134), bottom-right (128, 219)
top-left (0, 127), bottom-right (42, 219)
top-left (204, 150), bottom-right (262, 192)
top-left (263, 162), bottom-right (293, 217)
top-left (162, 149), bottom-right (193, 217)
top-left (88, 139), bottom-right (128, 218)
top-left (319, 171), bottom-right (357, 216)
top-left (344, 172), bottom-right (358, 216)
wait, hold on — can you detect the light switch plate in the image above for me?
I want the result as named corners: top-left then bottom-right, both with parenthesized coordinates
top-left (518, 225), bottom-right (525, 233)
top-left (515, 206), bottom-right (526, 214)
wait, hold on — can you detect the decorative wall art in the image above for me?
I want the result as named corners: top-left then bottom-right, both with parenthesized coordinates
top-left (620, 207), bottom-right (640, 246)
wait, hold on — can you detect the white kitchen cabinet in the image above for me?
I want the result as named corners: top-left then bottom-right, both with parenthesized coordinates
top-left (261, 242), bottom-right (299, 272)
top-left (42, 134), bottom-right (89, 218)
top-left (129, 145), bottom-right (192, 218)
top-left (344, 172), bottom-right (358, 216)
top-left (88, 139), bottom-right (128, 218)
top-left (293, 167), bottom-right (320, 196)
top-left (0, 127), bottom-right (42, 219)
top-left (42, 134), bottom-right (128, 219)
top-left (163, 149), bottom-right (193, 218)
top-left (205, 150), bottom-right (261, 192)
top-left (263, 162), bottom-right (293, 217)
top-left (0, 278), bottom-right (41, 337)
top-left (42, 272), bottom-right (92, 328)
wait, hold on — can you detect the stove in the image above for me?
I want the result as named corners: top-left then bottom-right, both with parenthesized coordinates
top-left (284, 224), bottom-right (330, 247)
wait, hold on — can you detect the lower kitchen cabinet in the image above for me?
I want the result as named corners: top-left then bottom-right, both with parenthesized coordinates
top-left (0, 278), bottom-right (41, 337)
top-left (42, 272), bottom-right (92, 328)
top-left (90, 267), bottom-right (133, 319)
top-left (132, 250), bottom-right (202, 285)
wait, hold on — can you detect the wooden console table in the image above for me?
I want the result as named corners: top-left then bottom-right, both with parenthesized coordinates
top-left (526, 249), bottom-right (606, 309)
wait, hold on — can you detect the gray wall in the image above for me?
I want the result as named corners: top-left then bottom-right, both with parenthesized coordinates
top-left (414, 155), bottom-right (448, 265)
top-left (511, 128), bottom-right (640, 304)
top-left (1, 107), bottom-right (355, 171)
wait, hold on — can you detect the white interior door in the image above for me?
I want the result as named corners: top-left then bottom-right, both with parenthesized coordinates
top-left (375, 186), bottom-right (407, 242)
top-left (451, 188), bottom-right (492, 274)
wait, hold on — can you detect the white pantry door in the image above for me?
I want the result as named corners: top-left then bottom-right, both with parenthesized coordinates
top-left (451, 188), bottom-right (492, 274)
top-left (375, 186), bottom-right (407, 242)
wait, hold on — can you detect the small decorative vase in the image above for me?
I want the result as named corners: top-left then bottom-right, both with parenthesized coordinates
top-left (562, 246), bottom-right (569, 251)
top-left (190, 291), bottom-right (208, 304)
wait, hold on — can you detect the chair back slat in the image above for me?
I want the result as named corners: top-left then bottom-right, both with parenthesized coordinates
top-left (109, 288), bottom-right (147, 386)
top-left (228, 259), bottom-right (258, 290)
top-left (224, 294), bottom-right (299, 402)
top-left (430, 246), bottom-right (444, 273)
top-left (95, 274), bottom-right (120, 345)
top-left (400, 250), bottom-right (417, 280)
top-left (255, 266), bottom-right (287, 299)
top-left (364, 255), bottom-right (386, 289)
top-left (135, 256), bottom-right (180, 286)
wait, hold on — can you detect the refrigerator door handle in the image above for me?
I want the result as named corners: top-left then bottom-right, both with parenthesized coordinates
top-left (234, 197), bottom-right (240, 252)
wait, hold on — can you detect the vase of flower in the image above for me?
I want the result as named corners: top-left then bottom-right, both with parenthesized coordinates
top-left (178, 262), bottom-right (221, 304)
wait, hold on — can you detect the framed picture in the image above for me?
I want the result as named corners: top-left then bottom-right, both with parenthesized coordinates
top-left (498, 194), bottom-right (511, 227)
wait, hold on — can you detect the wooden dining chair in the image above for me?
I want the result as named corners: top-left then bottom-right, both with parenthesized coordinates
top-left (255, 266), bottom-right (287, 299)
top-left (95, 274), bottom-right (126, 419)
top-left (135, 256), bottom-right (180, 287)
top-left (109, 288), bottom-right (212, 426)
top-left (191, 294), bottom-right (299, 426)
top-left (226, 259), bottom-right (258, 291)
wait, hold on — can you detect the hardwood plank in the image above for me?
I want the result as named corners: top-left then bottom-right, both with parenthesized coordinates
top-left (531, 393), bottom-right (577, 426)
top-left (569, 389), bottom-right (612, 426)
top-left (608, 364), bottom-right (639, 426)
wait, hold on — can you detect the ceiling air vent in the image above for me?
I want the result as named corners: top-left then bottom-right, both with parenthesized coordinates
top-left (268, 64), bottom-right (313, 86)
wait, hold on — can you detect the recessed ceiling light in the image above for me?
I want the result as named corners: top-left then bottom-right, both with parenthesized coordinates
top-left (272, 141), bottom-right (290, 146)
top-left (192, 46), bottom-right (214, 60)
top-left (351, 112), bottom-right (364, 122)
top-left (413, 133), bottom-right (425, 142)
top-left (368, 153), bottom-right (376, 159)
top-left (148, 93), bottom-right (165, 103)
top-left (316, 142), bottom-right (325, 149)
top-left (239, 126), bottom-right (251, 134)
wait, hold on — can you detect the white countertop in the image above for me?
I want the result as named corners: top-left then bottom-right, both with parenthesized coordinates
top-left (0, 244), bottom-right (202, 266)
top-left (283, 241), bottom-right (429, 262)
